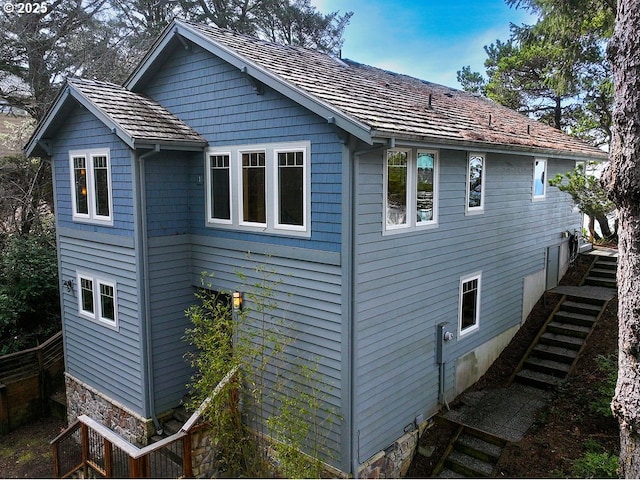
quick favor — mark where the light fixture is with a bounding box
[63,279,75,293]
[232,292,243,311]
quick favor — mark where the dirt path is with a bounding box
[0,417,66,478]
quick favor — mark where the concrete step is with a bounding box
[584,276,617,288]
[546,321,592,338]
[437,467,467,478]
[456,433,503,463]
[553,310,597,327]
[539,332,584,350]
[445,450,494,477]
[561,300,603,316]
[163,419,183,436]
[566,295,606,307]
[514,369,563,389]
[590,267,616,277]
[593,257,617,268]
[531,343,578,363]
[523,357,571,378]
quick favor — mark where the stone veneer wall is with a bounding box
[65,373,155,446]
[357,418,431,479]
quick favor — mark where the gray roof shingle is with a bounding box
[182,20,606,160]
[68,78,206,147]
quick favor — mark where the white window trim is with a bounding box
[458,271,481,337]
[383,148,439,234]
[384,148,411,232]
[204,141,311,237]
[532,157,547,200]
[238,148,268,228]
[76,271,119,330]
[274,145,309,233]
[465,152,485,215]
[206,151,233,225]
[69,148,113,226]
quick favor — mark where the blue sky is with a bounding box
[309,0,537,88]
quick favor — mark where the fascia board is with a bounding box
[24,87,70,157]
[371,132,609,162]
[179,22,372,143]
[130,20,372,144]
[66,86,135,149]
[124,23,177,91]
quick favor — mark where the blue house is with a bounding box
[26,20,607,477]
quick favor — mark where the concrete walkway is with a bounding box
[443,248,618,443]
[442,383,550,442]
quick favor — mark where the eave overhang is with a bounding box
[125,20,373,145]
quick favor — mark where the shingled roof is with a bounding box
[69,78,206,146]
[25,77,206,157]
[164,20,606,161]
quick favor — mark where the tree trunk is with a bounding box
[602,0,640,476]
[595,214,614,239]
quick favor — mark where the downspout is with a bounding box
[136,144,162,435]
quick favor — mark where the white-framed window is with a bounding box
[459,272,481,336]
[384,148,439,232]
[205,141,310,236]
[533,158,547,200]
[69,148,113,225]
[207,152,232,223]
[466,153,485,215]
[76,272,118,329]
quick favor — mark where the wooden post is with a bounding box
[81,423,90,479]
[0,383,8,434]
[51,438,60,478]
[183,433,193,478]
[104,438,113,477]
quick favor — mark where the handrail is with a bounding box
[181,364,238,432]
[50,366,238,478]
[0,331,62,361]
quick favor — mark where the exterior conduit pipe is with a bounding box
[137,144,163,436]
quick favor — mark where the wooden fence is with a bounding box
[0,331,65,434]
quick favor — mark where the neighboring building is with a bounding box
[25,20,607,477]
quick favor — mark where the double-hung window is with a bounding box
[69,149,113,225]
[466,153,485,214]
[206,141,310,236]
[459,272,481,336]
[533,158,547,200]
[384,148,439,232]
[76,272,118,329]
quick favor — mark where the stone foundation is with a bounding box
[65,373,155,445]
[357,418,431,478]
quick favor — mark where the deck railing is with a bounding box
[50,366,237,478]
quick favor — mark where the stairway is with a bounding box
[583,255,617,288]
[433,424,506,478]
[513,254,616,389]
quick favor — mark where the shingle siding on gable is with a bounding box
[352,149,582,461]
[140,43,343,252]
[52,107,135,236]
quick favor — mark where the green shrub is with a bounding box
[0,226,60,354]
[590,354,617,417]
[573,450,619,478]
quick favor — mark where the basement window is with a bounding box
[459,272,481,336]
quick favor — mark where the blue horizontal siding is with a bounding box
[352,148,582,461]
[139,43,343,252]
[57,229,144,414]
